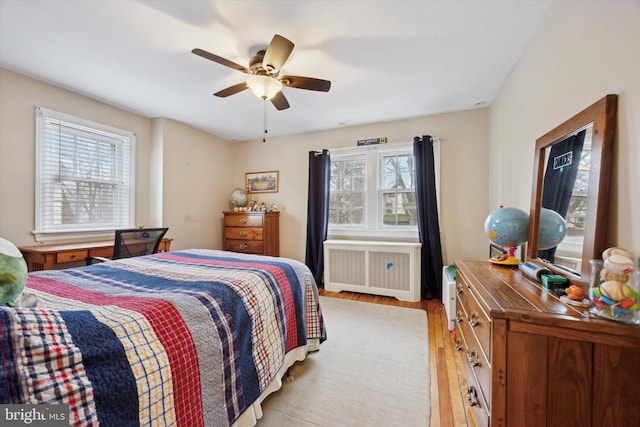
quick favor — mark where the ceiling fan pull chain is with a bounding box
[263,99,268,143]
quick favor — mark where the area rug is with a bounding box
[257,296,430,426]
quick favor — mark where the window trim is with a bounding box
[328,141,434,240]
[34,107,136,243]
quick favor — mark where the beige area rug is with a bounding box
[258,296,430,426]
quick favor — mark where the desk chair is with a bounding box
[86,227,169,265]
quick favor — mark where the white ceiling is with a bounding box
[0,0,551,142]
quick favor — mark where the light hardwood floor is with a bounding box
[318,289,477,427]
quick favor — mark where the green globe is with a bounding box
[0,237,28,306]
[230,188,248,208]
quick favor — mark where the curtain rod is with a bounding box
[416,136,441,143]
[323,137,440,154]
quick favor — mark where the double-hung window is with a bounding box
[380,151,417,226]
[34,107,135,242]
[329,153,366,228]
[328,142,421,239]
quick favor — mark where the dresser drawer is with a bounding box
[225,228,264,240]
[457,276,492,355]
[465,284,491,358]
[89,247,114,258]
[457,322,490,427]
[224,239,264,254]
[458,306,491,407]
[456,279,472,317]
[224,214,263,227]
[57,250,88,263]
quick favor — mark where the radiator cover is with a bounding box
[323,240,422,302]
[442,265,456,330]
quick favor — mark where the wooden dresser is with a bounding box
[223,211,279,256]
[454,260,640,427]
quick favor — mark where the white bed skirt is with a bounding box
[231,339,321,427]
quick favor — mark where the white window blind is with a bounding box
[35,107,135,241]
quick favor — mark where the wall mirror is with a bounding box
[527,94,617,285]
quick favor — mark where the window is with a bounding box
[380,152,417,226]
[35,107,135,242]
[328,142,420,239]
[564,141,590,237]
[329,154,366,227]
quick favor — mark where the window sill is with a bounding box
[33,229,115,244]
[327,228,419,242]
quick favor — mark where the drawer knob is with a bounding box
[455,338,463,352]
[240,219,248,224]
[467,386,479,407]
[240,243,248,250]
[468,348,481,367]
[239,231,248,237]
[456,310,464,324]
[470,311,481,327]
[456,283,464,296]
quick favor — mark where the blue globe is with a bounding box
[538,208,567,250]
[484,206,529,247]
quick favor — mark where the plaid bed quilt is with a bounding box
[0,250,326,426]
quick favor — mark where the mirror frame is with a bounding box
[527,94,617,286]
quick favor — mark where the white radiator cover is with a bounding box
[323,240,422,302]
[442,266,456,331]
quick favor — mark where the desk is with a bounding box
[19,238,173,271]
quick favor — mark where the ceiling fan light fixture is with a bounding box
[247,75,282,100]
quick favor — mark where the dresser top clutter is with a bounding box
[456,260,639,339]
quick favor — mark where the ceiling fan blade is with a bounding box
[262,34,294,73]
[271,91,290,111]
[280,75,331,92]
[192,48,252,74]
[214,82,249,97]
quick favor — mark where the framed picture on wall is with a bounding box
[246,170,279,193]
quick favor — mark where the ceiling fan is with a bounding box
[192,34,331,111]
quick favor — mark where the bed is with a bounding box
[0,249,326,426]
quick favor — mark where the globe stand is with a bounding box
[489,245,520,266]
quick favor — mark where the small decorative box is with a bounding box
[541,274,568,291]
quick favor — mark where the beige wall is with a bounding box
[0,69,152,246]
[230,108,490,263]
[0,65,492,265]
[0,68,232,250]
[159,117,233,250]
[490,0,640,257]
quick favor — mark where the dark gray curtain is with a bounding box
[305,149,330,287]
[538,129,586,261]
[413,135,443,299]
